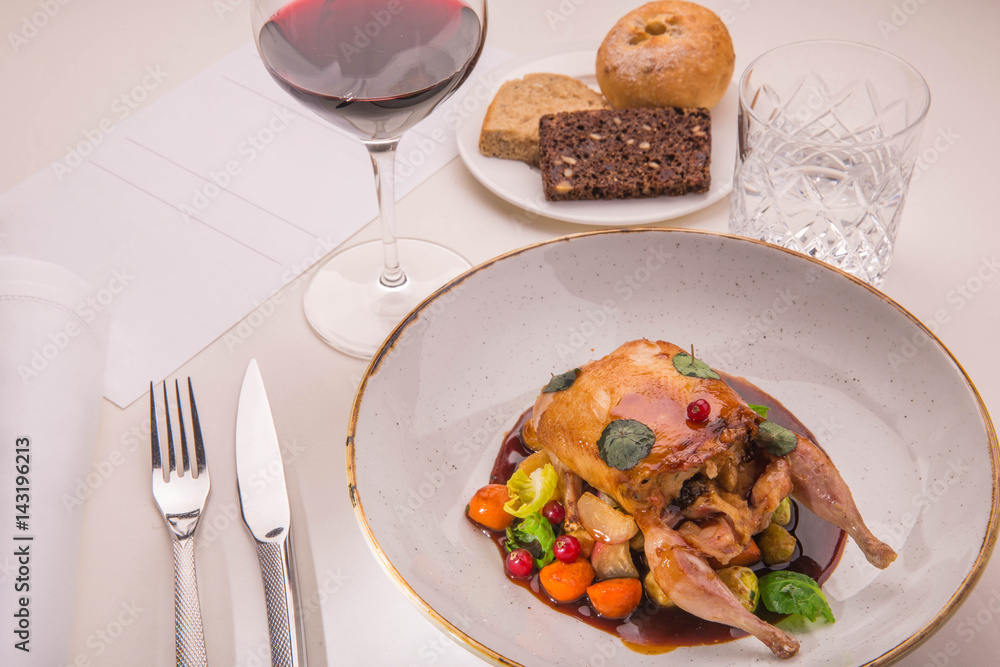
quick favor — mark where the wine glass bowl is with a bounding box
[252,0,487,356]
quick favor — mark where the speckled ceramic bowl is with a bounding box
[347,228,998,666]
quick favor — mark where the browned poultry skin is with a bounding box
[524,340,800,657]
[639,513,800,659]
[788,435,897,569]
[521,339,895,659]
[525,339,759,514]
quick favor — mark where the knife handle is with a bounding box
[254,538,305,667]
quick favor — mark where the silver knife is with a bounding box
[236,359,306,667]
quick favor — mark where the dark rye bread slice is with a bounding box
[538,107,711,201]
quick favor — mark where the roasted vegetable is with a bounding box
[757,524,797,566]
[467,484,514,531]
[771,497,792,526]
[505,513,556,568]
[578,492,638,544]
[588,578,643,619]
[539,558,595,603]
[759,571,835,622]
[716,566,760,613]
[590,541,639,580]
[504,464,558,518]
[644,570,675,608]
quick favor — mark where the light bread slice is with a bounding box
[479,73,611,167]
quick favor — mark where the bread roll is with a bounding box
[596,1,735,109]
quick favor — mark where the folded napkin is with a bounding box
[0,257,107,665]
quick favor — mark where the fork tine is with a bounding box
[163,382,176,474]
[175,379,191,475]
[187,378,207,476]
[149,381,161,472]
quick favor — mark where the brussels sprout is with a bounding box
[771,497,792,526]
[629,530,645,552]
[757,523,797,565]
[716,566,760,613]
[643,570,676,608]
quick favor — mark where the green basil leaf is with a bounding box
[756,421,798,456]
[672,352,721,380]
[543,368,579,393]
[748,403,770,419]
[597,419,655,470]
[759,571,835,623]
[505,512,556,568]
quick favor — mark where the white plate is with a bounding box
[455,46,737,226]
[348,229,999,666]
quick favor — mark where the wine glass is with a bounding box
[252,0,487,357]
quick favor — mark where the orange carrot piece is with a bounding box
[466,484,514,531]
[539,558,595,603]
[587,578,643,619]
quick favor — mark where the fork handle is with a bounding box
[173,536,209,667]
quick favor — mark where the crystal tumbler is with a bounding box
[729,40,930,287]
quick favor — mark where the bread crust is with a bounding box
[596,1,735,109]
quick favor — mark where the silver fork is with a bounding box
[150,378,211,667]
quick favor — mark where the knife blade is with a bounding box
[236,359,305,667]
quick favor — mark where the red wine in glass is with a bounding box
[258,0,484,140]
[252,0,486,358]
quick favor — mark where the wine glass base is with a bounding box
[303,238,471,358]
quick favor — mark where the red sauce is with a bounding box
[476,374,847,653]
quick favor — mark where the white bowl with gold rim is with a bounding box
[347,228,998,666]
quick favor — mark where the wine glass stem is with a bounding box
[366,138,407,289]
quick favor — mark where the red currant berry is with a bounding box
[553,535,582,563]
[687,398,711,422]
[505,548,534,578]
[542,500,566,525]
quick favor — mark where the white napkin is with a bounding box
[0,257,107,665]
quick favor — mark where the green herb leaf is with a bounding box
[504,512,556,568]
[672,353,721,380]
[759,571,835,623]
[748,403,770,419]
[543,368,580,393]
[597,419,655,470]
[755,421,798,456]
